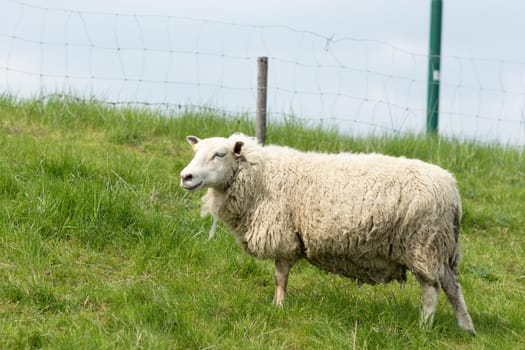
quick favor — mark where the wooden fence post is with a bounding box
[256,56,268,145]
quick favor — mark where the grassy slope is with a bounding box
[0,96,524,349]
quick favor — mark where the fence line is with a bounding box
[1,0,524,146]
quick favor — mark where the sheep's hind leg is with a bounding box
[440,265,476,336]
[415,276,439,328]
[273,259,295,307]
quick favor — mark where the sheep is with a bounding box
[179,133,476,335]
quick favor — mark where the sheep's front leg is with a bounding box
[273,259,295,306]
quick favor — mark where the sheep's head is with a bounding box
[180,135,244,192]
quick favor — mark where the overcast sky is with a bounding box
[20,0,524,60]
[1,0,524,145]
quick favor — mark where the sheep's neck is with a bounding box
[214,166,263,235]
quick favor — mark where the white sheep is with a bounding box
[180,133,476,335]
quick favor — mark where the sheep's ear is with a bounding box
[233,141,244,156]
[186,136,200,147]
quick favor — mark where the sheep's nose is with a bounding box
[181,173,193,182]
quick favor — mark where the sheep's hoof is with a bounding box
[272,298,285,307]
[458,317,476,336]
[460,325,477,337]
[418,314,434,330]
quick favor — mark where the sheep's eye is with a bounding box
[213,152,226,159]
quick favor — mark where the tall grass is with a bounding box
[0,95,524,349]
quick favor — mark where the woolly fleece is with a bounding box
[198,134,461,285]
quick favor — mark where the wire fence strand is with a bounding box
[1,0,524,146]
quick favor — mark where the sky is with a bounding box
[1,0,524,146]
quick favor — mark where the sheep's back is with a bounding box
[264,151,460,282]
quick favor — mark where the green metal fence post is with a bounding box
[426,0,443,134]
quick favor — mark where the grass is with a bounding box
[0,95,524,349]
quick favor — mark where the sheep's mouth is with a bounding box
[182,180,204,191]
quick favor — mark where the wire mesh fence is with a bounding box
[1,0,524,146]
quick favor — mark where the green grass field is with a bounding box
[0,95,524,349]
